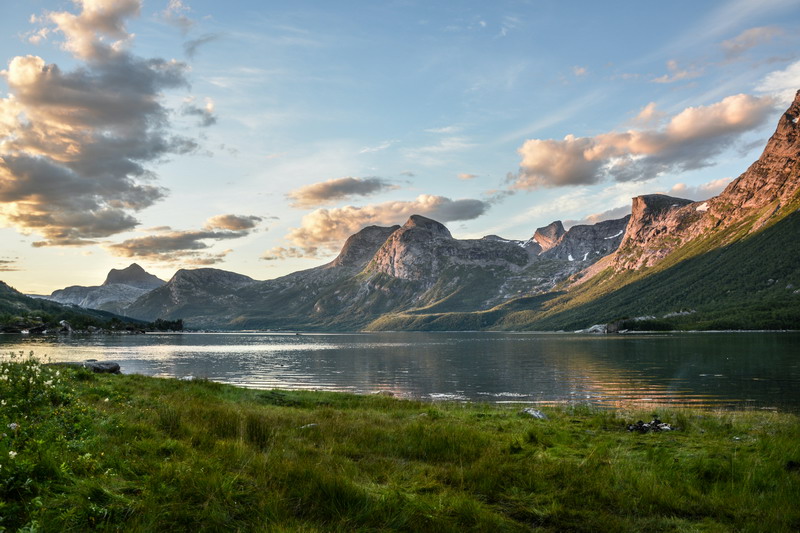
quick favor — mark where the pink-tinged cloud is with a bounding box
[0,0,198,247]
[204,214,262,231]
[564,205,632,229]
[721,26,783,60]
[47,0,141,61]
[106,214,261,264]
[666,178,733,201]
[263,194,489,259]
[512,93,777,189]
[652,59,703,84]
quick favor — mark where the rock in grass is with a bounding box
[627,419,675,433]
[521,408,548,420]
[54,360,121,374]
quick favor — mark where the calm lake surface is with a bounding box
[2,331,799,411]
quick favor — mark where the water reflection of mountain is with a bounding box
[1,332,798,411]
[288,333,799,409]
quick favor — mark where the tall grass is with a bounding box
[1,354,799,531]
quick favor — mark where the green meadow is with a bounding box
[2,352,799,532]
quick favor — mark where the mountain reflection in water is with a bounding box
[2,331,798,411]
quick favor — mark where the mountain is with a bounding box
[370,90,800,331]
[121,212,631,329]
[46,263,166,315]
[1,280,141,333]
[35,90,800,332]
[103,264,164,290]
[125,268,256,326]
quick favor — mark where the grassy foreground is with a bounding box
[1,353,800,532]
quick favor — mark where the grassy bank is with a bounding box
[2,354,799,532]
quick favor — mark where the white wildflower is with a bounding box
[9,451,17,459]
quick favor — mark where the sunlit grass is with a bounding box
[2,354,799,531]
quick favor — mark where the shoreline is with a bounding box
[2,362,799,531]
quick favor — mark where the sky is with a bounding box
[1,0,799,294]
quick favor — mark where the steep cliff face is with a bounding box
[328,225,399,269]
[613,195,696,270]
[544,216,631,263]
[533,221,566,252]
[719,91,800,214]
[612,90,800,272]
[369,215,528,282]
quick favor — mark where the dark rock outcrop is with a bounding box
[54,360,121,374]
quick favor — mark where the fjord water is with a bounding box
[2,332,799,411]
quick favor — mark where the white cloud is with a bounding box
[666,178,733,201]
[512,93,777,189]
[757,60,800,104]
[564,205,631,228]
[0,1,197,247]
[631,102,666,126]
[106,214,261,264]
[162,0,195,34]
[268,194,490,258]
[204,214,262,231]
[721,26,783,60]
[425,125,461,134]
[404,137,475,166]
[359,140,397,154]
[652,59,703,84]
[287,177,397,208]
[47,0,141,61]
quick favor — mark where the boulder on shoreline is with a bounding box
[52,360,122,374]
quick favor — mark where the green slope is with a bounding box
[0,281,144,331]
[367,208,800,332]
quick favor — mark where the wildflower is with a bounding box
[8,423,19,431]
[9,451,17,459]
[104,398,110,402]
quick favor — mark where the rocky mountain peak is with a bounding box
[533,221,566,252]
[717,90,800,212]
[543,216,631,262]
[103,263,165,290]
[629,194,693,224]
[328,225,399,269]
[402,214,452,238]
[170,268,254,287]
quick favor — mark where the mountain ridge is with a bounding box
[26,89,800,332]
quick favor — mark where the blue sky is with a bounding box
[1,0,799,292]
